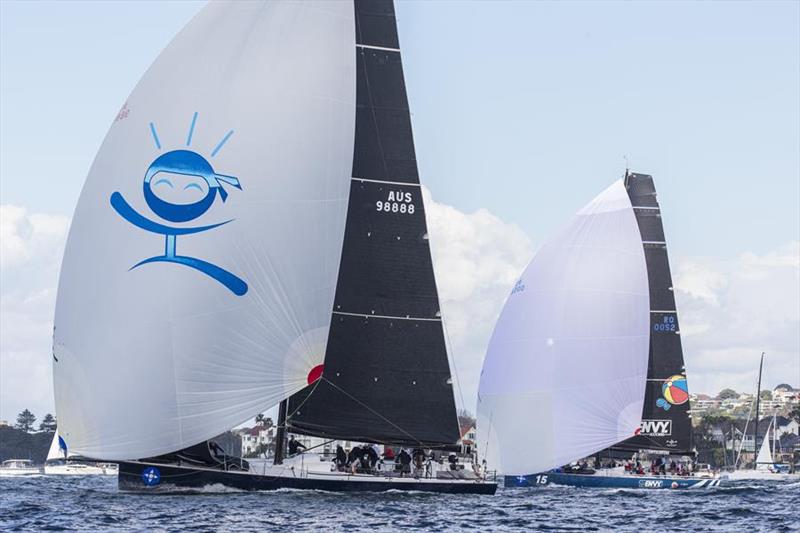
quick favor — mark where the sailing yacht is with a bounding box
[724,417,799,481]
[43,431,117,475]
[478,172,722,489]
[724,354,799,481]
[52,0,495,494]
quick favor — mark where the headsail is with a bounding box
[608,173,694,455]
[53,1,358,460]
[755,419,774,470]
[284,0,460,447]
[477,180,650,476]
[46,431,69,462]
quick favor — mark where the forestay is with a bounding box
[478,180,650,475]
[53,1,357,460]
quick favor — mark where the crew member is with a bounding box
[288,436,306,456]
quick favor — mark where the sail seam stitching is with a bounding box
[332,310,440,321]
[356,43,401,52]
[351,177,421,187]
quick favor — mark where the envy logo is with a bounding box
[639,419,672,437]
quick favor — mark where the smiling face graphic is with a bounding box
[143,150,219,222]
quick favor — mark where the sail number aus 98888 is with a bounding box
[376,191,415,215]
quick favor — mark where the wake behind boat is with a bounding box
[51,0,495,495]
[479,172,722,490]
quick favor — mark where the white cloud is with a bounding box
[0,204,69,424]
[675,241,800,396]
[424,187,533,415]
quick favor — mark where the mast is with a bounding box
[609,172,693,456]
[282,0,460,448]
[754,351,764,469]
[273,400,287,466]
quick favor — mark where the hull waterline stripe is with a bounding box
[642,241,666,245]
[332,310,441,322]
[356,43,401,53]
[651,310,677,313]
[351,176,421,187]
[633,206,661,210]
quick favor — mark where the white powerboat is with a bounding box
[0,459,41,477]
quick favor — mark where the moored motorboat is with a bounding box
[0,459,41,477]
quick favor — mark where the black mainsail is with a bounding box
[611,172,694,455]
[284,0,460,447]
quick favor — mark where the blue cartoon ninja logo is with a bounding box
[110,113,247,296]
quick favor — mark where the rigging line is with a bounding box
[481,407,494,464]
[735,396,756,468]
[441,318,467,420]
[320,377,423,446]
[359,43,393,183]
[285,378,323,421]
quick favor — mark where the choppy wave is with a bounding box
[0,476,798,531]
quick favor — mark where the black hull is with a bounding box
[118,461,497,495]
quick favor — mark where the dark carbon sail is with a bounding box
[611,172,694,455]
[284,0,460,447]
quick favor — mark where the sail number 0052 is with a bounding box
[376,191,415,215]
[653,315,676,332]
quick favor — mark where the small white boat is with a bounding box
[43,462,117,476]
[724,416,800,482]
[723,469,799,482]
[43,430,118,475]
[0,459,41,477]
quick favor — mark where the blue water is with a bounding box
[1,475,798,531]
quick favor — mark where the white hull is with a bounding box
[0,467,41,477]
[723,469,800,482]
[44,462,118,476]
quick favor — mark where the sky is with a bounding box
[1,1,798,424]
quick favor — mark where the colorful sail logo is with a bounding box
[110,113,248,296]
[656,374,689,411]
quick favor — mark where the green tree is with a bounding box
[15,409,36,433]
[717,388,739,400]
[39,413,57,432]
[759,390,773,401]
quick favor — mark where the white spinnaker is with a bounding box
[53,2,356,460]
[477,180,650,476]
